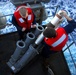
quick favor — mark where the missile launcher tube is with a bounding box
[34,25,44,38]
[50,10,64,28]
[22,25,44,54]
[11,45,38,73]
[7,40,25,65]
[21,32,35,54]
[10,25,44,73]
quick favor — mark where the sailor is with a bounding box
[12,5,36,40]
[41,10,76,67]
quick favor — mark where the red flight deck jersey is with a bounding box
[44,27,68,51]
[14,6,34,30]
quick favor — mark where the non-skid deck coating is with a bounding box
[0,32,48,75]
[0,32,71,75]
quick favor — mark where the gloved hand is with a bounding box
[61,10,72,21]
[57,10,64,17]
[61,10,68,17]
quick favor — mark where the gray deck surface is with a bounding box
[0,32,71,75]
[0,32,48,75]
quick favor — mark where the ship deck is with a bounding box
[0,32,71,75]
[0,32,48,75]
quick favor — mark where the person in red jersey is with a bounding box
[41,10,76,65]
[12,5,36,40]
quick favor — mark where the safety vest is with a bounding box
[14,6,34,30]
[44,27,68,51]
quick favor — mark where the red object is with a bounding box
[44,27,68,51]
[14,5,34,30]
